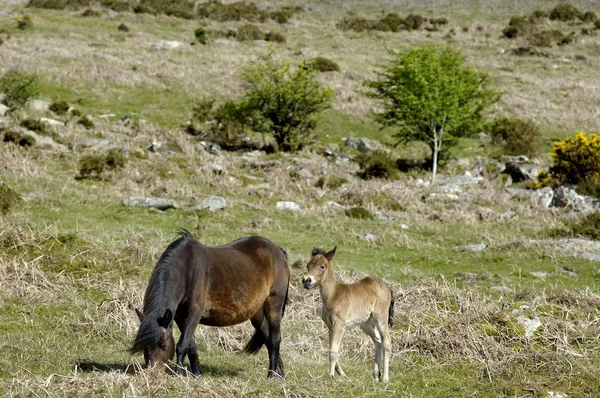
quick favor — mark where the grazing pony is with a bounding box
[130,231,290,378]
[302,247,394,382]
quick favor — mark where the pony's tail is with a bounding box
[388,286,395,328]
[243,328,267,355]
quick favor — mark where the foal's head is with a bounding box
[302,246,336,289]
[133,308,175,372]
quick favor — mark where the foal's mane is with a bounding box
[130,230,193,354]
[311,247,326,257]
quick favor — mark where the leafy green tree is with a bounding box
[238,55,333,151]
[365,45,499,183]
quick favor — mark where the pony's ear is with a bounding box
[157,309,173,328]
[325,246,337,262]
[135,308,144,322]
[311,247,325,257]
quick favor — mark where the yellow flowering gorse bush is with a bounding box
[550,132,600,185]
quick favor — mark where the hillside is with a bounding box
[1,0,600,396]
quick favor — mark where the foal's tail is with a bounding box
[388,286,395,328]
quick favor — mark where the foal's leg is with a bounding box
[374,319,391,383]
[360,320,382,381]
[328,322,346,377]
[175,303,204,376]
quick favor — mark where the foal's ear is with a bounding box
[325,246,337,262]
[157,309,173,328]
[135,308,145,322]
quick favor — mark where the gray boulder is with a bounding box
[150,40,184,51]
[28,99,51,113]
[0,103,8,116]
[344,137,377,152]
[72,138,116,151]
[195,196,227,212]
[123,197,179,211]
[276,201,301,211]
[552,186,600,213]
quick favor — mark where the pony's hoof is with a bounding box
[267,370,284,380]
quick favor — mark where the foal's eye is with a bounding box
[160,344,167,351]
[320,265,325,270]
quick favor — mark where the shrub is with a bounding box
[549,4,582,21]
[336,16,375,32]
[81,8,100,17]
[404,14,425,30]
[21,118,49,134]
[265,31,286,43]
[430,17,449,26]
[269,6,302,24]
[15,15,34,29]
[365,45,499,183]
[78,149,127,179]
[236,55,333,151]
[187,99,249,149]
[194,27,207,44]
[197,1,264,22]
[77,116,95,129]
[550,132,600,186]
[49,100,70,115]
[136,0,194,19]
[489,117,541,157]
[0,184,22,215]
[528,9,548,23]
[0,70,39,109]
[559,32,577,46]
[529,30,563,46]
[379,13,404,32]
[503,16,534,39]
[3,129,36,146]
[344,206,374,219]
[305,57,340,73]
[236,24,264,41]
[315,176,348,189]
[581,11,598,22]
[356,150,398,180]
[117,23,129,32]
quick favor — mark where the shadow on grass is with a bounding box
[76,360,243,377]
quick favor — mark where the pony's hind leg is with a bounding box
[373,319,391,383]
[360,320,382,381]
[264,294,286,378]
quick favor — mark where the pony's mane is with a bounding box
[130,230,193,353]
[311,247,326,257]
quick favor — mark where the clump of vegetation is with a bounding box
[0,184,23,215]
[559,32,578,46]
[117,23,129,32]
[549,4,582,21]
[489,117,541,157]
[529,30,563,46]
[78,149,127,180]
[502,16,535,39]
[81,8,101,17]
[550,132,600,186]
[235,55,333,151]
[49,100,70,115]
[236,24,265,41]
[344,206,374,220]
[21,118,50,135]
[305,57,340,73]
[15,15,34,29]
[196,1,301,23]
[0,70,39,109]
[356,150,398,180]
[194,27,207,44]
[264,31,286,43]
[581,11,598,22]
[551,212,600,240]
[77,117,94,129]
[186,98,249,150]
[134,0,195,19]
[337,12,430,33]
[365,44,499,183]
[528,9,548,23]
[315,176,348,189]
[2,129,36,146]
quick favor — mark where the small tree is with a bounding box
[0,70,39,109]
[365,45,499,183]
[238,55,333,151]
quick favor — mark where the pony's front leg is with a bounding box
[176,304,203,376]
[328,323,346,377]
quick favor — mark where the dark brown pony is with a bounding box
[130,230,290,378]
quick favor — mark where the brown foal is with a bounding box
[302,247,394,382]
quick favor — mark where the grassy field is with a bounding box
[1,0,600,396]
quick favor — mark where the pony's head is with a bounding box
[302,246,336,289]
[131,308,175,372]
